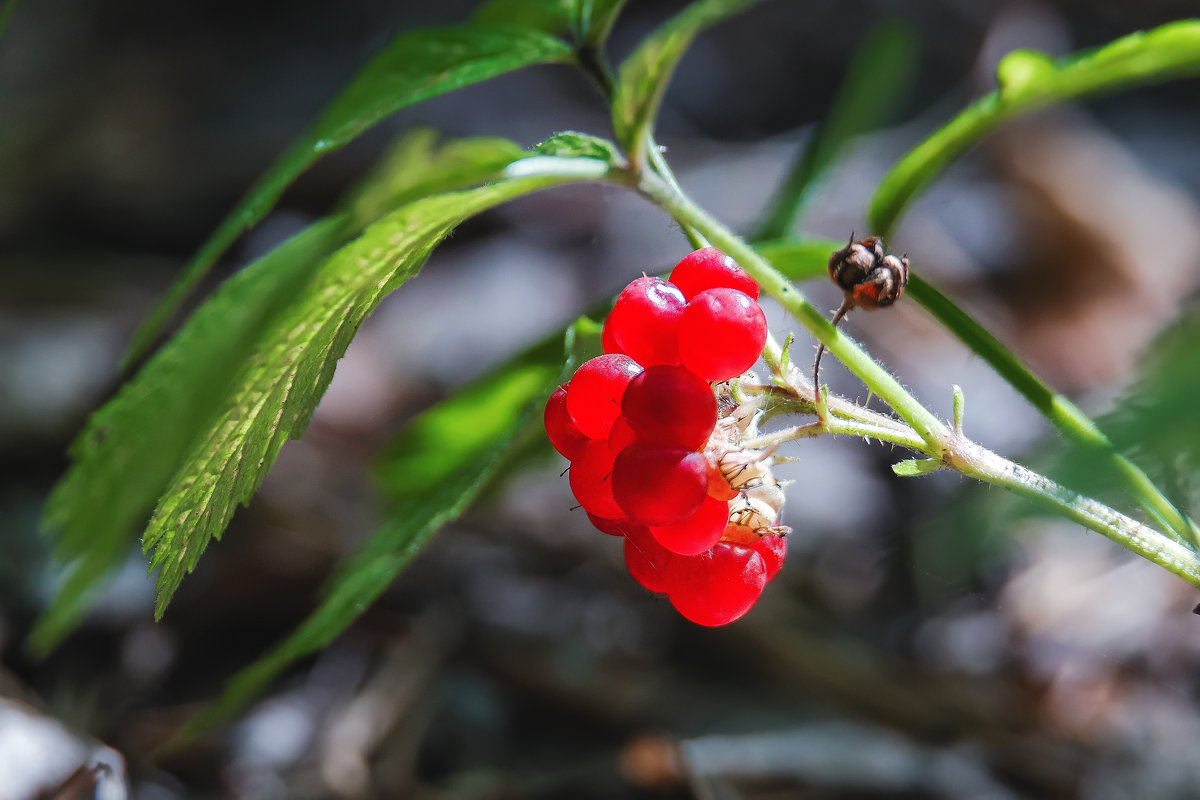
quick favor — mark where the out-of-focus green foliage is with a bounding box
[37,133,579,647]
[1056,308,1200,513]
[33,218,347,655]
[343,129,526,225]
[124,25,575,364]
[611,0,765,163]
[140,167,600,619]
[870,19,1200,235]
[473,0,627,44]
[752,20,918,241]
[754,237,844,282]
[169,314,604,743]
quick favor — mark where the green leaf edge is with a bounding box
[893,458,943,477]
[751,19,918,241]
[611,0,766,162]
[159,321,586,750]
[869,19,1200,236]
[141,161,607,620]
[759,235,1198,547]
[122,23,575,367]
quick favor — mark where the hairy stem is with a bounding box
[635,171,948,449]
[620,167,1200,590]
[948,435,1200,589]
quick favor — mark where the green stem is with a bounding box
[947,435,1200,589]
[743,417,929,453]
[620,166,1200,590]
[909,275,1199,550]
[646,136,708,250]
[576,41,616,102]
[635,172,948,450]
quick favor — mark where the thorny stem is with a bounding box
[616,166,1200,591]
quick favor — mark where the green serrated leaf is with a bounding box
[893,458,942,477]
[164,329,564,747]
[123,24,574,367]
[34,131,540,653]
[29,218,348,656]
[141,166,599,620]
[611,0,764,163]
[870,19,1200,236]
[752,19,917,240]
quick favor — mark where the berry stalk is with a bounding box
[624,168,1200,591]
[632,170,949,450]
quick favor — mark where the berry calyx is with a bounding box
[606,277,687,367]
[677,288,767,381]
[568,439,622,520]
[650,494,729,556]
[544,384,588,460]
[566,354,643,439]
[669,247,760,301]
[621,365,717,450]
[624,525,675,593]
[666,543,767,626]
[612,445,708,525]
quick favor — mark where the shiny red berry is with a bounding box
[586,512,637,537]
[620,365,717,451]
[566,354,643,439]
[678,288,767,381]
[607,277,686,367]
[650,494,729,556]
[607,416,639,454]
[612,445,708,525]
[624,525,675,593]
[752,534,787,581]
[601,315,624,355]
[669,247,760,301]
[544,384,588,460]
[666,543,766,626]
[568,439,622,520]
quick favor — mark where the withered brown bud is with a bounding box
[827,235,886,294]
[814,236,911,393]
[851,252,910,310]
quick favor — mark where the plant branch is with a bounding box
[634,171,948,450]
[618,163,1200,591]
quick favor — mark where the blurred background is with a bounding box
[4,0,1200,797]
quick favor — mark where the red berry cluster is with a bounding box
[545,248,789,627]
